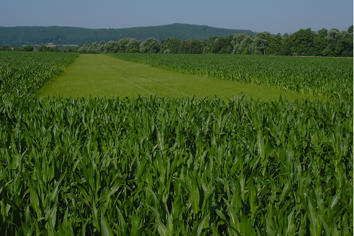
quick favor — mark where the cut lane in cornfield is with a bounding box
[37,54,314,101]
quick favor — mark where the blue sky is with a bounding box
[1,0,352,33]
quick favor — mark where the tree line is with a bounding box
[0,44,77,52]
[1,26,352,57]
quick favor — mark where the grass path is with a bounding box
[38,54,314,100]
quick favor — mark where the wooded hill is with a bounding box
[0,23,254,46]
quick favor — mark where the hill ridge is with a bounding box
[0,23,255,46]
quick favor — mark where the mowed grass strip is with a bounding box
[37,54,314,100]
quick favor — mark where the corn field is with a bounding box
[0,52,352,235]
[114,53,353,100]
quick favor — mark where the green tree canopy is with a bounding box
[139,38,160,53]
[160,38,181,54]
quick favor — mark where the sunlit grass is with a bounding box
[37,54,316,101]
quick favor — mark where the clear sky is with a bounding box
[1,0,352,34]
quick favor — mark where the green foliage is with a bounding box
[1,25,352,57]
[0,51,77,96]
[117,39,130,53]
[280,34,292,55]
[322,28,353,57]
[37,45,61,52]
[38,54,315,101]
[0,52,352,235]
[126,39,140,53]
[267,34,282,55]
[204,36,232,54]
[115,54,353,100]
[254,32,271,55]
[0,24,254,46]
[140,38,160,53]
[289,28,316,56]
[312,29,328,56]
[231,33,255,54]
[180,39,204,54]
[0,45,11,51]
[74,26,353,57]
[23,45,34,52]
[160,38,181,54]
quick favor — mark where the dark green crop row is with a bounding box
[114,54,353,100]
[0,52,352,235]
[0,52,77,97]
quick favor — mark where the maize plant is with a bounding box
[0,52,352,235]
[114,53,353,100]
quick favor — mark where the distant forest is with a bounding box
[1,26,352,57]
[0,24,253,45]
